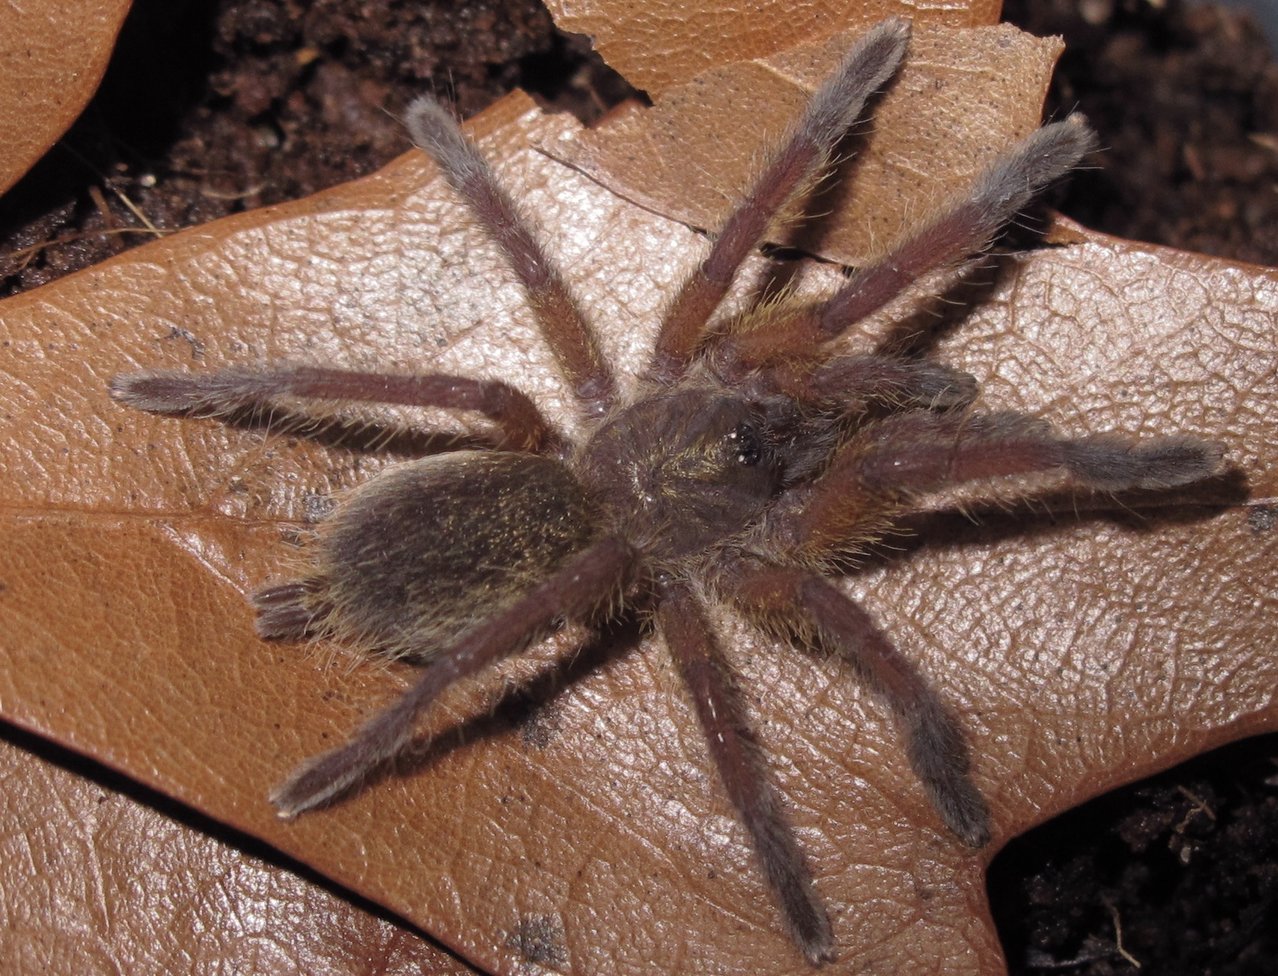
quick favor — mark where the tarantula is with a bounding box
[111,18,1222,964]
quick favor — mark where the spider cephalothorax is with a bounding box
[111,19,1223,963]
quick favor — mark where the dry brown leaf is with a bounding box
[547,0,1002,97]
[3,0,1278,971]
[0,0,132,196]
[2,66,1276,974]
[555,22,1061,267]
[0,736,473,975]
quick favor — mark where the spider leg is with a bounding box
[405,97,616,417]
[850,411,1225,493]
[724,115,1099,371]
[270,535,635,817]
[728,414,1221,842]
[750,353,977,412]
[657,583,833,963]
[764,410,1223,562]
[718,556,991,847]
[647,17,911,385]
[110,364,561,453]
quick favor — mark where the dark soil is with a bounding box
[1006,0,1278,267]
[1,1,1274,974]
[0,0,629,296]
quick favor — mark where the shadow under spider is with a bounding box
[871,253,1013,358]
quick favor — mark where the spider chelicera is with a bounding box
[111,18,1222,963]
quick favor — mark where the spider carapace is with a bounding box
[112,18,1222,963]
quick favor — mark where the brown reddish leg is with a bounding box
[271,535,635,817]
[647,18,911,384]
[658,583,833,964]
[405,98,616,417]
[847,411,1224,494]
[109,364,560,453]
[723,115,1099,372]
[765,410,1223,560]
[720,558,992,847]
[747,353,977,412]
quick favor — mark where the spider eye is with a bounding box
[730,422,763,467]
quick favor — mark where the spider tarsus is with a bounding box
[109,370,231,415]
[110,366,304,417]
[803,17,910,142]
[934,782,992,849]
[270,658,444,817]
[404,96,484,183]
[270,734,384,817]
[1063,435,1225,490]
[762,823,837,964]
[1008,113,1097,191]
[906,700,992,847]
[973,112,1098,218]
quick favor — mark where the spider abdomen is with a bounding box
[270,451,600,661]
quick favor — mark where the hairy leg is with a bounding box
[405,97,616,416]
[270,535,635,816]
[719,557,990,847]
[647,17,911,384]
[763,410,1223,561]
[657,583,833,963]
[110,364,561,453]
[724,115,1098,371]
[747,353,976,411]
[852,411,1224,493]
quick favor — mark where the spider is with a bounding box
[110,18,1223,964]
